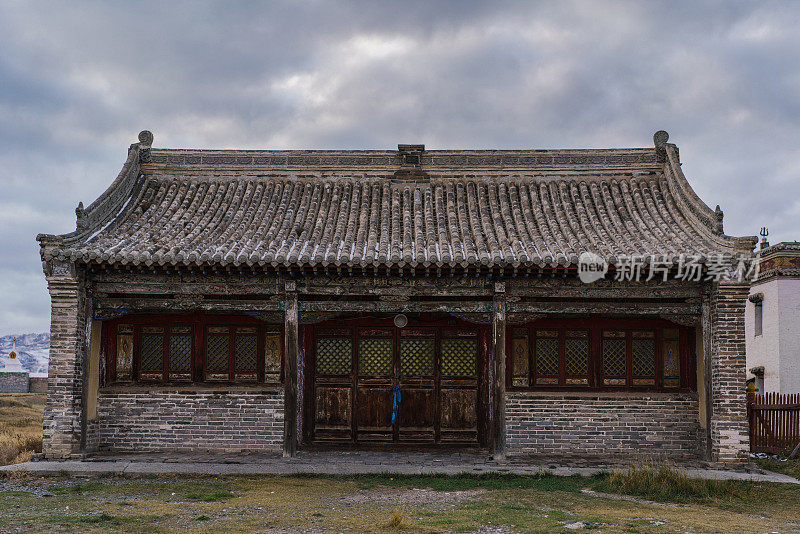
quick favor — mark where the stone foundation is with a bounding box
[97,388,284,452]
[505,392,702,459]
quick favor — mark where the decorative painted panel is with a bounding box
[662,328,680,388]
[400,338,435,377]
[116,324,134,382]
[316,337,352,376]
[358,337,393,376]
[441,338,477,377]
[511,328,529,387]
[264,327,282,383]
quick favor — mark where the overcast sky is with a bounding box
[1,1,798,334]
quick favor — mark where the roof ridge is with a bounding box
[37,130,758,266]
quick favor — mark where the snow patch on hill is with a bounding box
[0,333,49,377]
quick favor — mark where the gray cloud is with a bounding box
[1,0,798,333]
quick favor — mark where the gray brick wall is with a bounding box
[97,389,284,452]
[0,372,30,393]
[505,392,702,459]
[42,264,87,458]
[710,281,750,464]
[29,377,48,394]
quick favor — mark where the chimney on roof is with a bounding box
[653,130,669,163]
[395,144,427,180]
[398,144,425,165]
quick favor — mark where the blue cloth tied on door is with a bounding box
[391,385,401,424]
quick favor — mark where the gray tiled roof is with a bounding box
[38,135,756,270]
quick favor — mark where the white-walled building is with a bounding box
[746,242,800,394]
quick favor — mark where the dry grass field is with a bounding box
[0,470,799,533]
[0,393,44,465]
[0,393,798,532]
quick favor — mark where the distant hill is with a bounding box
[0,333,49,377]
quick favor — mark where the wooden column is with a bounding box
[283,281,299,458]
[492,282,507,459]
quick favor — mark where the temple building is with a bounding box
[37,130,755,463]
[746,241,800,394]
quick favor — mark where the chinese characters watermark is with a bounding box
[578,252,760,284]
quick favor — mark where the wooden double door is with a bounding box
[309,318,484,445]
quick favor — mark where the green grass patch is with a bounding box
[0,490,31,496]
[755,455,800,480]
[348,472,586,492]
[79,512,121,525]
[52,480,109,494]
[598,463,744,504]
[185,489,235,502]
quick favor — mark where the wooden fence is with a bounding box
[747,392,800,454]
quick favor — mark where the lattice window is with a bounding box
[140,328,164,377]
[168,328,192,381]
[358,338,393,376]
[602,338,626,377]
[400,338,435,377]
[235,328,258,380]
[564,336,588,376]
[441,338,477,377]
[535,336,559,377]
[316,337,352,376]
[632,338,655,377]
[206,333,230,376]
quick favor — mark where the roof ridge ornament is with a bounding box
[138,130,153,164]
[75,202,86,230]
[653,130,669,163]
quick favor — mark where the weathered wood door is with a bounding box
[310,319,482,445]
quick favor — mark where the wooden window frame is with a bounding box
[103,312,283,385]
[506,317,696,392]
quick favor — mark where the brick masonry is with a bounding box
[29,377,48,394]
[42,264,88,458]
[505,392,702,459]
[0,374,48,393]
[0,372,31,393]
[709,281,750,463]
[97,389,284,452]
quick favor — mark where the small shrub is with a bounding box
[387,506,406,528]
[195,515,211,521]
[0,432,42,465]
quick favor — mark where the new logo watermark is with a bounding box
[578,252,608,283]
